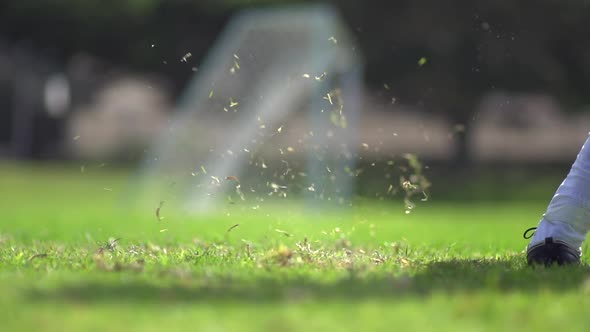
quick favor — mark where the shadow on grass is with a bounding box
[26,259,590,303]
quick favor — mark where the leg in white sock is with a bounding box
[529,135,590,251]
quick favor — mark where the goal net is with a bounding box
[136,4,363,213]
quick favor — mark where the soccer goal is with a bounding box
[136,4,364,212]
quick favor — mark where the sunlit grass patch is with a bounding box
[1,163,589,332]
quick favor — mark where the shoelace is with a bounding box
[523,227,537,239]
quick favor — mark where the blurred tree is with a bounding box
[339,0,590,166]
[1,0,589,164]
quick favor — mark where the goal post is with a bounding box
[135,4,364,213]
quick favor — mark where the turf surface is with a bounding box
[1,163,590,332]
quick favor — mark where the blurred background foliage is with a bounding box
[1,0,590,174]
[3,0,588,101]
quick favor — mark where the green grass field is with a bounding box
[2,162,590,332]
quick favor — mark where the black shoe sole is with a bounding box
[527,237,581,266]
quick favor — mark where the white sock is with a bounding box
[530,135,590,251]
